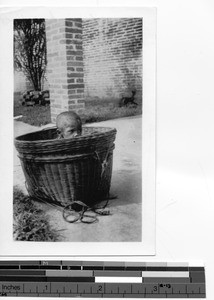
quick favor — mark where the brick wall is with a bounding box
[82,18,142,101]
[45,19,85,122]
[14,18,142,109]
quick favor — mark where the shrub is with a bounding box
[13,186,60,241]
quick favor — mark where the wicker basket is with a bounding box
[14,127,117,207]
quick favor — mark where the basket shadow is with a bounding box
[108,170,142,207]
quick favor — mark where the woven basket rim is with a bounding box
[15,126,117,144]
[18,145,115,162]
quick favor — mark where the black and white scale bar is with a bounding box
[0,271,205,283]
[0,261,206,298]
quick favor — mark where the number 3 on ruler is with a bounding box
[153,285,158,292]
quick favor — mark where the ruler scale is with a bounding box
[0,261,206,298]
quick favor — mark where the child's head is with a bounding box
[56,111,82,139]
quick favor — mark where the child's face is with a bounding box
[62,123,81,139]
[56,111,82,139]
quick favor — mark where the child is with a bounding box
[56,111,82,139]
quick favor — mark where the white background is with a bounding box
[0,0,214,299]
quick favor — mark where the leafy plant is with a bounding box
[14,19,47,91]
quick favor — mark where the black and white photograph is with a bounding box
[1,1,214,296]
[0,7,156,255]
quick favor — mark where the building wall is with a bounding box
[82,18,142,101]
[14,18,143,103]
[14,71,27,93]
[45,19,85,121]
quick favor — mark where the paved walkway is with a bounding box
[14,116,142,242]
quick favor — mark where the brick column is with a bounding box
[45,19,85,123]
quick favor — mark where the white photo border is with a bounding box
[0,6,156,256]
